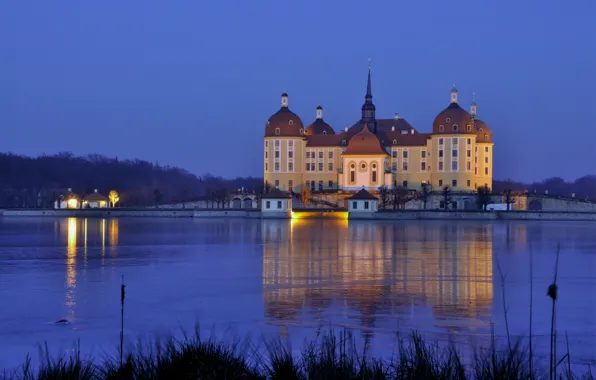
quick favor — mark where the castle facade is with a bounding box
[263,68,493,194]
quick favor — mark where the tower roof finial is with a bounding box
[366,59,372,97]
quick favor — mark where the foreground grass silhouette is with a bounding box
[3,328,594,380]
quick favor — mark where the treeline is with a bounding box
[0,153,262,208]
[493,176,596,200]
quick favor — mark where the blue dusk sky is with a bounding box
[1,1,595,182]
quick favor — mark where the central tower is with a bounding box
[360,62,377,133]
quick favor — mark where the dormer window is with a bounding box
[288,120,293,125]
[342,140,346,145]
[439,125,444,132]
[267,120,271,125]
[452,125,458,132]
[322,131,327,135]
[299,128,304,135]
[479,128,484,132]
[275,128,280,135]
[392,139,397,144]
[401,130,407,135]
[484,134,489,141]
[466,125,471,132]
[446,117,451,123]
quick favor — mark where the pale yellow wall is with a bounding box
[476,143,493,190]
[429,135,480,191]
[264,137,304,192]
[390,146,431,190]
[341,155,389,190]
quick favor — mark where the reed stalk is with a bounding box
[548,244,560,380]
[120,274,126,369]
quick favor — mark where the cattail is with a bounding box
[120,274,126,368]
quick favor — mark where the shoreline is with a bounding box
[2,208,596,221]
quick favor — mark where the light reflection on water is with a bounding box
[0,217,594,371]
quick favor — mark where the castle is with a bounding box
[263,67,493,194]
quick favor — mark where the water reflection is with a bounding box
[262,220,495,340]
[55,218,120,317]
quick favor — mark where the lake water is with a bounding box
[0,217,595,371]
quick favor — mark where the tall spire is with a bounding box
[366,58,372,98]
[361,59,377,132]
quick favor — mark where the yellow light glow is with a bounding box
[65,218,77,316]
[67,198,78,208]
[291,211,348,220]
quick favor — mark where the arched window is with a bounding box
[342,140,346,145]
[299,128,304,135]
[452,125,458,132]
[322,131,327,135]
[371,163,377,183]
[439,125,444,132]
[466,125,471,132]
[275,128,280,135]
[392,139,397,144]
[289,120,294,125]
[350,163,356,183]
[446,117,451,123]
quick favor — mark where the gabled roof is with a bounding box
[262,188,292,199]
[349,189,378,200]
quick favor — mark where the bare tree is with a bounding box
[477,185,492,210]
[419,183,433,209]
[442,186,452,211]
[300,185,312,207]
[378,185,389,209]
[503,188,516,211]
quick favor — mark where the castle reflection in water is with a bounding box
[262,219,498,339]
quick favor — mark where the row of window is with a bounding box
[306,163,334,172]
[264,200,284,209]
[305,180,335,191]
[352,201,371,210]
[306,151,334,159]
[439,124,473,132]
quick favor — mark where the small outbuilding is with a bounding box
[261,188,293,218]
[55,188,80,209]
[348,188,379,212]
[82,189,109,208]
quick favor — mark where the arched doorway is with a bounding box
[232,198,242,209]
[243,198,252,209]
[528,199,542,211]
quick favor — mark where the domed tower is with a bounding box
[429,86,478,192]
[263,92,305,193]
[305,105,335,135]
[471,99,494,190]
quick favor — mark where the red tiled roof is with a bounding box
[343,124,388,156]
